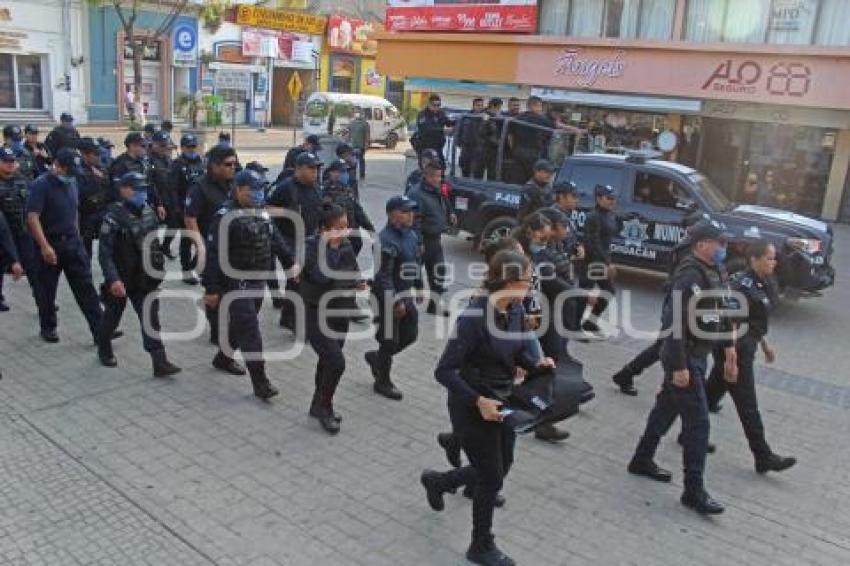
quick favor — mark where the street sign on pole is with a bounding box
[172,24,198,67]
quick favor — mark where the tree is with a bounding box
[89,1,191,123]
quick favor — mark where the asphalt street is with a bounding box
[0,149,848,566]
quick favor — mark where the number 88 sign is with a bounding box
[767,62,812,97]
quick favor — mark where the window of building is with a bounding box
[0,54,15,108]
[0,53,45,110]
[686,0,771,43]
[815,0,850,46]
[768,0,818,44]
[540,0,674,39]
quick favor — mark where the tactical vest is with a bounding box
[108,203,163,287]
[666,256,728,354]
[299,236,359,310]
[79,167,111,215]
[15,149,37,181]
[228,214,273,273]
[0,175,28,234]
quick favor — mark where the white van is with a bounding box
[303,92,408,149]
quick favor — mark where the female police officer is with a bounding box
[421,249,554,566]
[301,203,367,434]
[705,240,796,474]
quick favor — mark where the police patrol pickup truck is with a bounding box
[447,149,835,296]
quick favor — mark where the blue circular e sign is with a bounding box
[174,25,196,52]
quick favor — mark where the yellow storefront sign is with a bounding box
[236,5,327,35]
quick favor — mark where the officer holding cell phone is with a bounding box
[420,249,554,566]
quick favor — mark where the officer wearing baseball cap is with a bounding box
[96,137,115,168]
[26,147,103,343]
[580,183,619,336]
[629,217,736,516]
[266,151,324,330]
[148,130,175,253]
[201,168,295,400]
[167,133,205,282]
[109,131,165,221]
[76,137,113,259]
[44,112,81,156]
[96,171,180,377]
[280,134,323,181]
[3,124,38,181]
[517,158,556,222]
[364,194,421,401]
[322,159,374,255]
[0,146,43,313]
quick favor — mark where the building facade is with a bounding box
[85,4,199,123]
[0,0,88,124]
[377,0,850,222]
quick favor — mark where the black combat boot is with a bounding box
[247,363,278,401]
[612,366,638,396]
[681,490,725,515]
[151,350,181,378]
[437,432,462,468]
[534,423,570,443]
[212,351,246,375]
[420,470,450,512]
[466,538,516,566]
[98,342,117,368]
[755,453,797,474]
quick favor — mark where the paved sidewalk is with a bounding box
[1,157,849,565]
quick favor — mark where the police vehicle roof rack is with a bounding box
[624,149,663,163]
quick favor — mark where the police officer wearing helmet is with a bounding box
[407,156,456,316]
[517,158,555,222]
[364,195,421,401]
[26,148,104,343]
[185,143,238,344]
[96,172,181,378]
[202,169,295,400]
[0,147,42,312]
[24,124,51,176]
[267,151,324,330]
[628,220,737,516]
[44,112,81,155]
[3,125,38,182]
[580,183,618,335]
[404,148,441,196]
[76,137,113,259]
[322,159,374,255]
[167,133,205,282]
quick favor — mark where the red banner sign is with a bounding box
[385,4,538,33]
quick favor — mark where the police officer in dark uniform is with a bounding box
[321,159,374,255]
[628,220,736,515]
[421,249,555,566]
[147,131,174,252]
[4,125,38,182]
[705,240,796,474]
[167,134,205,282]
[0,147,42,312]
[457,97,485,178]
[110,133,164,220]
[415,94,452,164]
[404,148,441,196]
[202,170,294,400]
[279,135,322,182]
[44,112,81,155]
[0,211,23,316]
[26,148,103,343]
[301,203,367,434]
[550,180,584,265]
[509,96,554,184]
[479,98,503,181]
[96,172,181,378]
[581,184,618,335]
[97,137,115,169]
[24,124,51,176]
[267,152,324,330]
[333,143,360,198]
[364,195,421,401]
[185,144,238,344]
[407,157,456,316]
[76,137,113,259]
[517,158,555,221]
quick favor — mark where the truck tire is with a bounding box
[385,132,399,149]
[481,216,518,246]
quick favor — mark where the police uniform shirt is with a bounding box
[374,223,422,308]
[98,201,161,290]
[26,173,80,239]
[168,154,205,211]
[583,206,617,265]
[0,172,29,234]
[416,108,451,152]
[730,269,777,342]
[184,175,233,236]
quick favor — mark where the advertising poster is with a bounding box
[385,0,538,33]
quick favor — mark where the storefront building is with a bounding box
[377,0,850,222]
[0,1,87,124]
[86,5,198,123]
[322,15,407,110]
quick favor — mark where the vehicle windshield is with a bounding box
[305,100,328,119]
[690,173,732,212]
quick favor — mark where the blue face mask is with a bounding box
[529,242,546,254]
[339,172,350,186]
[10,140,24,154]
[57,174,75,185]
[129,190,148,209]
[712,246,727,266]
[249,190,266,208]
[184,151,198,160]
